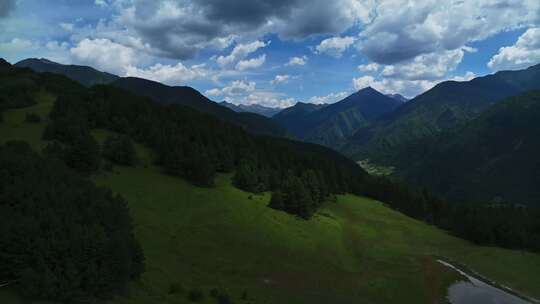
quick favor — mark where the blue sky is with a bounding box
[1,0,540,107]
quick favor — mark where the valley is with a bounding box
[1,95,539,304]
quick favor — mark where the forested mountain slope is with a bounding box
[14,58,286,137]
[343,63,540,162]
[15,58,119,86]
[398,90,540,207]
[274,87,401,147]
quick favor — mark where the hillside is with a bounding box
[13,58,286,137]
[220,101,282,117]
[398,90,540,206]
[111,77,286,137]
[343,63,540,162]
[1,104,540,303]
[15,58,118,86]
[274,87,401,147]
[2,59,540,304]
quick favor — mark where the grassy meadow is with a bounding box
[1,98,539,304]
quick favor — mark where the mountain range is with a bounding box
[219,101,282,117]
[342,63,540,162]
[15,58,119,86]
[273,87,402,147]
[401,90,540,206]
[14,58,286,137]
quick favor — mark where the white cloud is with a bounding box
[95,0,109,8]
[110,0,374,60]
[286,56,308,66]
[240,92,296,108]
[381,48,468,80]
[271,74,291,85]
[0,39,71,64]
[451,71,476,82]
[353,75,438,98]
[315,36,356,58]
[357,0,540,64]
[358,63,379,73]
[125,63,211,85]
[205,80,294,108]
[488,27,540,71]
[353,70,479,98]
[70,38,143,74]
[60,23,74,32]
[216,40,269,67]
[0,38,36,52]
[205,80,256,97]
[235,54,266,71]
[308,91,349,104]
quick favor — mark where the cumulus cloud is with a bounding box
[235,54,266,71]
[488,27,540,71]
[95,0,109,8]
[205,80,256,97]
[125,63,212,85]
[216,40,268,67]
[286,56,308,66]
[381,48,467,80]
[206,80,294,107]
[315,36,356,58]
[308,91,349,104]
[353,69,479,98]
[271,74,291,85]
[353,75,437,98]
[114,0,371,60]
[358,63,379,73]
[0,0,16,18]
[70,38,144,74]
[357,0,540,64]
[451,71,476,82]
[240,92,296,108]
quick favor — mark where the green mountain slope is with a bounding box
[344,63,540,162]
[111,77,287,137]
[13,58,286,137]
[1,74,540,304]
[15,58,119,86]
[399,90,540,206]
[274,87,401,147]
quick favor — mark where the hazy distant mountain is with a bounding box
[401,90,540,206]
[219,101,282,117]
[386,93,408,103]
[274,87,401,147]
[272,102,326,134]
[343,63,540,162]
[15,58,118,87]
[112,77,286,137]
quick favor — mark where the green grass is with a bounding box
[1,102,540,304]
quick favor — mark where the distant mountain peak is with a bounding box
[15,57,119,87]
[0,58,11,67]
[219,101,282,117]
[386,93,409,103]
[356,86,379,94]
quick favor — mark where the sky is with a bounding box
[0,0,539,108]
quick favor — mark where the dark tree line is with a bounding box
[361,177,540,252]
[44,85,366,205]
[40,74,540,251]
[0,141,144,302]
[0,65,39,122]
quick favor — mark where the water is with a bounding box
[437,260,533,304]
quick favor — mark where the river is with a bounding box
[437,259,537,304]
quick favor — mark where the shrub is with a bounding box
[188,288,204,302]
[25,113,41,123]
